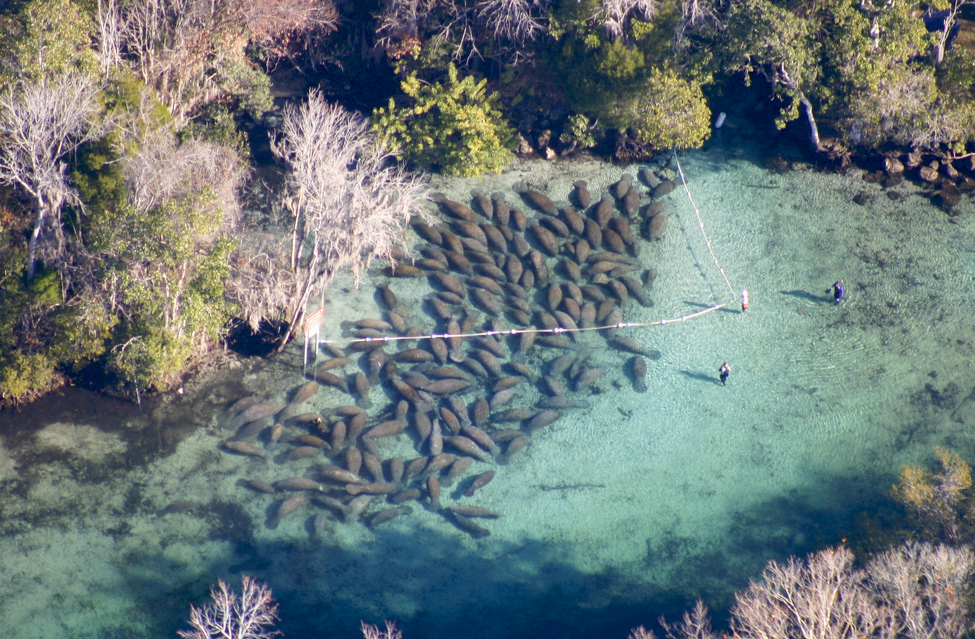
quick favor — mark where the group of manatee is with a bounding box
[219,165,677,539]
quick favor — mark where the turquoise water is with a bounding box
[0,143,973,639]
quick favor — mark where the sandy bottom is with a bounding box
[0,143,974,639]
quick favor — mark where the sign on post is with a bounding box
[303,307,325,378]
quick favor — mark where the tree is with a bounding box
[179,576,280,639]
[0,74,102,281]
[0,0,98,86]
[623,65,711,150]
[719,0,822,149]
[731,546,884,639]
[244,90,428,350]
[372,63,516,177]
[892,446,974,544]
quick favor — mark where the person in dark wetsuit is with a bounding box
[719,362,731,385]
[827,281,844,304]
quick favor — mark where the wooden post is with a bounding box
[303,306,325,378]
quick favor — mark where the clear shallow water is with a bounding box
[1,144,974,639]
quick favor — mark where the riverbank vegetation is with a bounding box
[1,0,974,404]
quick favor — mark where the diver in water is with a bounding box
[827,281,844,304]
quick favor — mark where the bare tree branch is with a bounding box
[232,90,429,349]
[0,75,102,280]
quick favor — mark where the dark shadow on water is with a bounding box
[679,370,722,385]
[780,289,831,304]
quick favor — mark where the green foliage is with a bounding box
[892,447,975,544]
[720,0,821,130]
[181,103,250,157]
[559,113,600,151]
[49,297,117,370]
[0,0,97,86]
[0,350,58,404]
[372,64,515,177]
[26,263,61,305]
[88,190,237,391]
[624,67,711,150]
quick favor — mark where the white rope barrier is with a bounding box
[672,149,738,302]
[311,153,739,352]
[319,305,727,349]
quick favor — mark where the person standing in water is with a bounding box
[719,362,731,385]
[741,289,749,312]
[826,281,844,304]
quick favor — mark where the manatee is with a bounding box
[505,361,537,383]
[540,216,570,238]
[330,421,347,451]
[574,367,605,392]
[234,418,267,441]
[461,426,501,457]
[462,471,497,498]
[388,264,424,277]
[561,298,581,323]
[645,213,668,240]
[572,180,592,208]
[445,435,494,463]
[524,410,562,435]
[155,501,197,517]
[413,222,443,245]
[404,456,429,481]
[352,373,372,408]
[313,371,350,393]
[236,401,286,426]
[243,479,275,494]
[511,207,528,231]
[439,406,462,435]
[430,272,466,299]
[500,436,530,464]
[584,218,603,248]
[482,224,507,252]
[492,407,534,423]
[470,288,502,316]
[594,197,614,227]
[473,335,505,358]
[561,206,586,236]
[434,195,478,222]
[448,503,502,518]
[445,251,474,275]
[537,396,590,409]
[443,456,473,484]
[518,187,558,215]
[447,511,491,538]
[620,275,652,307]
[344,446,362,476]
[275,495,306,521]
[468,275,504,295]
[530,224,560,256]
[361,451,385,483]
[366,348,387,381]
[275,477,324,492]
[427,476,442,511]
[541,375,568,397]
[491,193,510,226]
[346,481,400,496]
[652,180,676,198]
[228,395,260,417]
[391,488,423,504]
[472,191,493,220]
[473,262,505,281]
[602,228,626,254]
[364,420,408,439]
[504,255,524,283]
[561,259,582,283]
[441,230,465,254]
[395,348,435,363]
[638,166,659,188]
[613,174,633,199]
[452,220,488,245]
[293,434,329,448]
[223,440,266,458]
[319,465,363,485]
[417,257,447,271]
[427,366,474,382]
[421,379,471,394]
[471,349,503,377]
[367,506,413,528]
[610,336,661,360]
[285,446,322,461]
[537,335,573,349]
[628,355,649,392]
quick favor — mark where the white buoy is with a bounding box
[714,112,727,129]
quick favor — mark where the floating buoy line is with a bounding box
[315,149,738,352]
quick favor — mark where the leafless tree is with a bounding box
[674,0,721,49]
[930,1,975,66]
[376,0,549,65]
[361,620,403,639]
[731,546,886,639]
[117,0,335,124]
[597,0,658,40]
[239,90,428,349]
[178,576,281,639]
[94,0,125,75]
[865,542,974,639]
[0,74,102,281]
